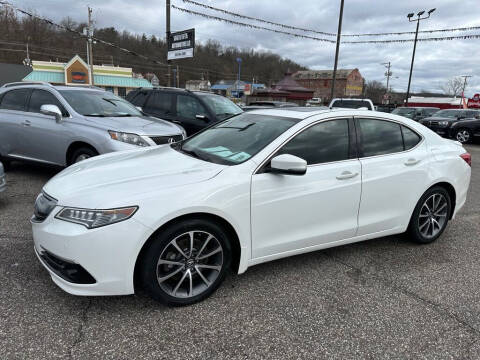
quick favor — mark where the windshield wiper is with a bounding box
[180,148,204,160]
[111,114,133,117]
[84,114,106,117]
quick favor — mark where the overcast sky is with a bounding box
[16,0,480,95]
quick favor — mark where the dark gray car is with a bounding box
[0,161,5,192]
[0,82,185,167]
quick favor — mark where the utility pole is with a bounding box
[176,65,180,88]
[330,0,344,102]
[166,0,171,87]
[87,7,94,85]
[460,75,472,108]
[382,62,392,104]
[405,8,435,106]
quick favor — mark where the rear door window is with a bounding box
[0,89,30,111]
[357,118,404,157]
[145,92,174,116]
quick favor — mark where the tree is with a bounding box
[441,77,463,96]
[364,80,387,104]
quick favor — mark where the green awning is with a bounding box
[23,71,153,88]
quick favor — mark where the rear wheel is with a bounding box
[408,186,452,244]
[0,156,11,171]
[454,128,473,144]
[139,219,231,306]
[69,147,98,165]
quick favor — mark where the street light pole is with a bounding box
[330,0,344,102]
[382,62,391,104]
[405,8,435,106]
[166,0,171,87]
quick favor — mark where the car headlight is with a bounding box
[109,131,150,147]
[438,121,449,126]
[55,206,138,229]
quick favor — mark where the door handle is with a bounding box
[336,171,359,180]
[404,158,421,166]
[22,120,31,127]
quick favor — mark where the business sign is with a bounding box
[468,93,480,108]
[167,29,195,60]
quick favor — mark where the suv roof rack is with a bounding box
[2,81,53,88]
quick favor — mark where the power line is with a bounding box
[181,0,480,38]
[171,5,336,43]
[181,0,336,36]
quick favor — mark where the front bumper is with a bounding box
[0,174,5,192]
[32,208,153,296]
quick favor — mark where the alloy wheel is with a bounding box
[418,193,448,239]
[75,154,91,163]
[456,130,470,143]
[156,231,223,299]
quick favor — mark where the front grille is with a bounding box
[40,249,96,284]
[32,192,57,223]
[149,135,183,145]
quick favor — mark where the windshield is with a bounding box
[196,93,243,120]
[331,100,371,109]
[59,90,143,117]
[175,113,297,165]
[392,108,416,118]
[433,110,461,118]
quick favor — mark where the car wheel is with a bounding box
[0,157,11,171]
[70,147,98,164]
[408,186,452,244]
[455,128,473,144]
[139,219,232,306]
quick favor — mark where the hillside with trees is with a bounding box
[0,5,306,87]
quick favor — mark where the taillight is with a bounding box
[460,152,471,167]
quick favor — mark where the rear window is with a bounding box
[331,100,372,110]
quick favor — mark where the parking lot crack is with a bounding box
[68,298,92,359]
[324,252,480,338]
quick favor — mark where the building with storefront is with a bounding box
[22,55,152,97]
[293,68,364,102]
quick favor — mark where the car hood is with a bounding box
[43,145,226,208]
[83,115,183,135]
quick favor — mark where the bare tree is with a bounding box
[364,80,387,104]
[441,77,464,96]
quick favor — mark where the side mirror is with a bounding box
[40,104,62,123]
[195,114,209,122]
[135,106,143,112]
[269,154,307,176]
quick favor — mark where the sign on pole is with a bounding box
[167,28,195,60]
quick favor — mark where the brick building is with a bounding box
[292,68,364,102]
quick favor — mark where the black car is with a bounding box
[126,88,243,136]
[391,106,439,121]
[449,116,480,143]
[419,109,479,137]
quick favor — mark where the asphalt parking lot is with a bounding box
[0,144,479,359]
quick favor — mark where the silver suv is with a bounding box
[0,82,186,167]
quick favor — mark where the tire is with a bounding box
[0,157,11,171]
[408,186,452,244]
[454,128,473,144]
[139,219,232,306]
[69,147,98,165]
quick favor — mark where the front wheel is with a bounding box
[139,219,231,306]
[69,147,98,165]
[454,128,473,144]
[408,186,452,244]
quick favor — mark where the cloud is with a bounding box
[17,0,480,95]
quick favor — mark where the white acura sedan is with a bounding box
[32,108,471,306]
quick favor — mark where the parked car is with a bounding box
[375,104,396,113]
[0,82,185,167]
[32,107,471,306]
[306,97,322,106]
[449,116,480,143]
[329,98,374,110]
[126,87,243,136]
[0,161,5,193]
[391,106,439,121]
[419,109,480,137]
